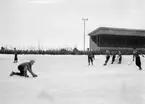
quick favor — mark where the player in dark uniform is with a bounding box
[87,48,94,66]
[117,51,122,64]
[111,50,116,64]
[133,49,144,70]
[13,48,18,63]
[10,60,38,77]
[103,50,110,66]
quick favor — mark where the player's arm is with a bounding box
[27,65,37,77]
[138,51,144,57]
[24,66,29,77]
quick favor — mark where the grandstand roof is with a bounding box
[88,27,145,36]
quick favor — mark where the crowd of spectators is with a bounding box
[0,46,144,55]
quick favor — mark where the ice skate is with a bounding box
[9,71,14,76]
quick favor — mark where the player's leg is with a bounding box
[90,58,93,65]
[9,71,22,76]
[137,63,142,70]
[104,56,109,65]
[22,66,29,77]
[136,57,142,70]
[9,71,15,76]
[88,57,90,65]
[13,60,16,63]
[15,56,18,63]
[111,56,115,64]
[17,66,28,77]
[104,57,107,65]
[138,60,142,70]
[118,56,122,64]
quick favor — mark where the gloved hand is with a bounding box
[33,74,38,77]
[25,75,29,77]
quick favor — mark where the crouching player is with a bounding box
[10,60,38,77]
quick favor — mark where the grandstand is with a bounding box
[88,27,145,51]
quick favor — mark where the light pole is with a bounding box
[82,18,88,51]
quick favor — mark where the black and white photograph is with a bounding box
[1,0,145,104]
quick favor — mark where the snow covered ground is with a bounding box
[1,54,145,104]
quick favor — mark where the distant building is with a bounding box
[88,27,145,51]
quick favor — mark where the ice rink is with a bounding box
[1,54,145,104]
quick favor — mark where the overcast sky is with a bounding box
[0,0,145,50]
